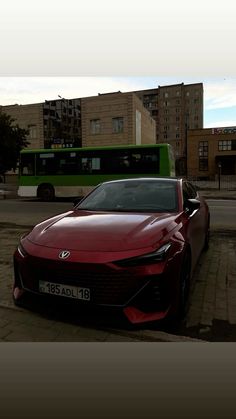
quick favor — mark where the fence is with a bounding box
[187,175,236,191]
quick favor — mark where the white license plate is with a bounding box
[38,280,90,301]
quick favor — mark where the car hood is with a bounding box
[27,210,179,252]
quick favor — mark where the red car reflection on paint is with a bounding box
[13,178,210,324]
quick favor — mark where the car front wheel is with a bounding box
[179,251,191,320]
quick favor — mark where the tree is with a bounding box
[0,111,29,181]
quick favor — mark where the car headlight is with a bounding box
[115,243,172,267]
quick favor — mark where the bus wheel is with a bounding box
[37,184,55,201]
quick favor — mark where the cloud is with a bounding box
[0,77,152,106]
[204,120,236,128]
[204,79,236,110]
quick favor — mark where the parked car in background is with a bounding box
[13,177,210,324]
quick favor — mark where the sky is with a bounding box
[1,2,236,130]
[0,77,236,129]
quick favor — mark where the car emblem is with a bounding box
[59,250,70,259]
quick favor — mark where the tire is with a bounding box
[164,251,191,329]
[178,251,191,320]
[37,184,55,201]
[203,217,210,251]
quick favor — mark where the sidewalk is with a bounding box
[200,189,236,200]
[0,183,18,199]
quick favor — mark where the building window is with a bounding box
[198,141,208,171]
[176,108,180,113]
[199,158,208,171]
[164,92,169,98]
[90,119,101,134]
[176,133,180,138]
[163,101,169,106]
[175,142,180,156]
[28,127,37,139]
[186,92,190,97]
[199,141,208,157]
[176,116,180,121]
[176,91,180,96]
[218,140,232,151]
[112,117,124,133]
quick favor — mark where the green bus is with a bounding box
[18,144,175,200]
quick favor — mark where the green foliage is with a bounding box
[0,111,29,176]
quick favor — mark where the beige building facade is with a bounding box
[81,92,156,147]
[2,103,45,149]
[187,126,236,179]
[2,99,81,150]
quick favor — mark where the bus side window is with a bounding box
[21,156,34,176]
[82,158,92,173]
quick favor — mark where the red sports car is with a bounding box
[13,178,210,324]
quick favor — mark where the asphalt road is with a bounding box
[0,198,236,230]
[207,199,236,230]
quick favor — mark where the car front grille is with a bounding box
[20,257,151,306]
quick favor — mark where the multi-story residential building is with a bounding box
[81,91,156,147]
[187,126,236,179]
[2,98,81,149]
[134,83,203,173]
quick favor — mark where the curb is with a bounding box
[0,301,204,342]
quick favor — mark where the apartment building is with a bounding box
[81,91,156,147]
[187,126,236,179]
[1,82,203,176]
[134,83,203,165]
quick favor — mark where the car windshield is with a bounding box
[77,180,178,212]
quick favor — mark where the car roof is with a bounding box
[101,177,181,186]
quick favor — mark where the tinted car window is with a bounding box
[78,180,178,212]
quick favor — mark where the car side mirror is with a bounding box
[184,198,200,215]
